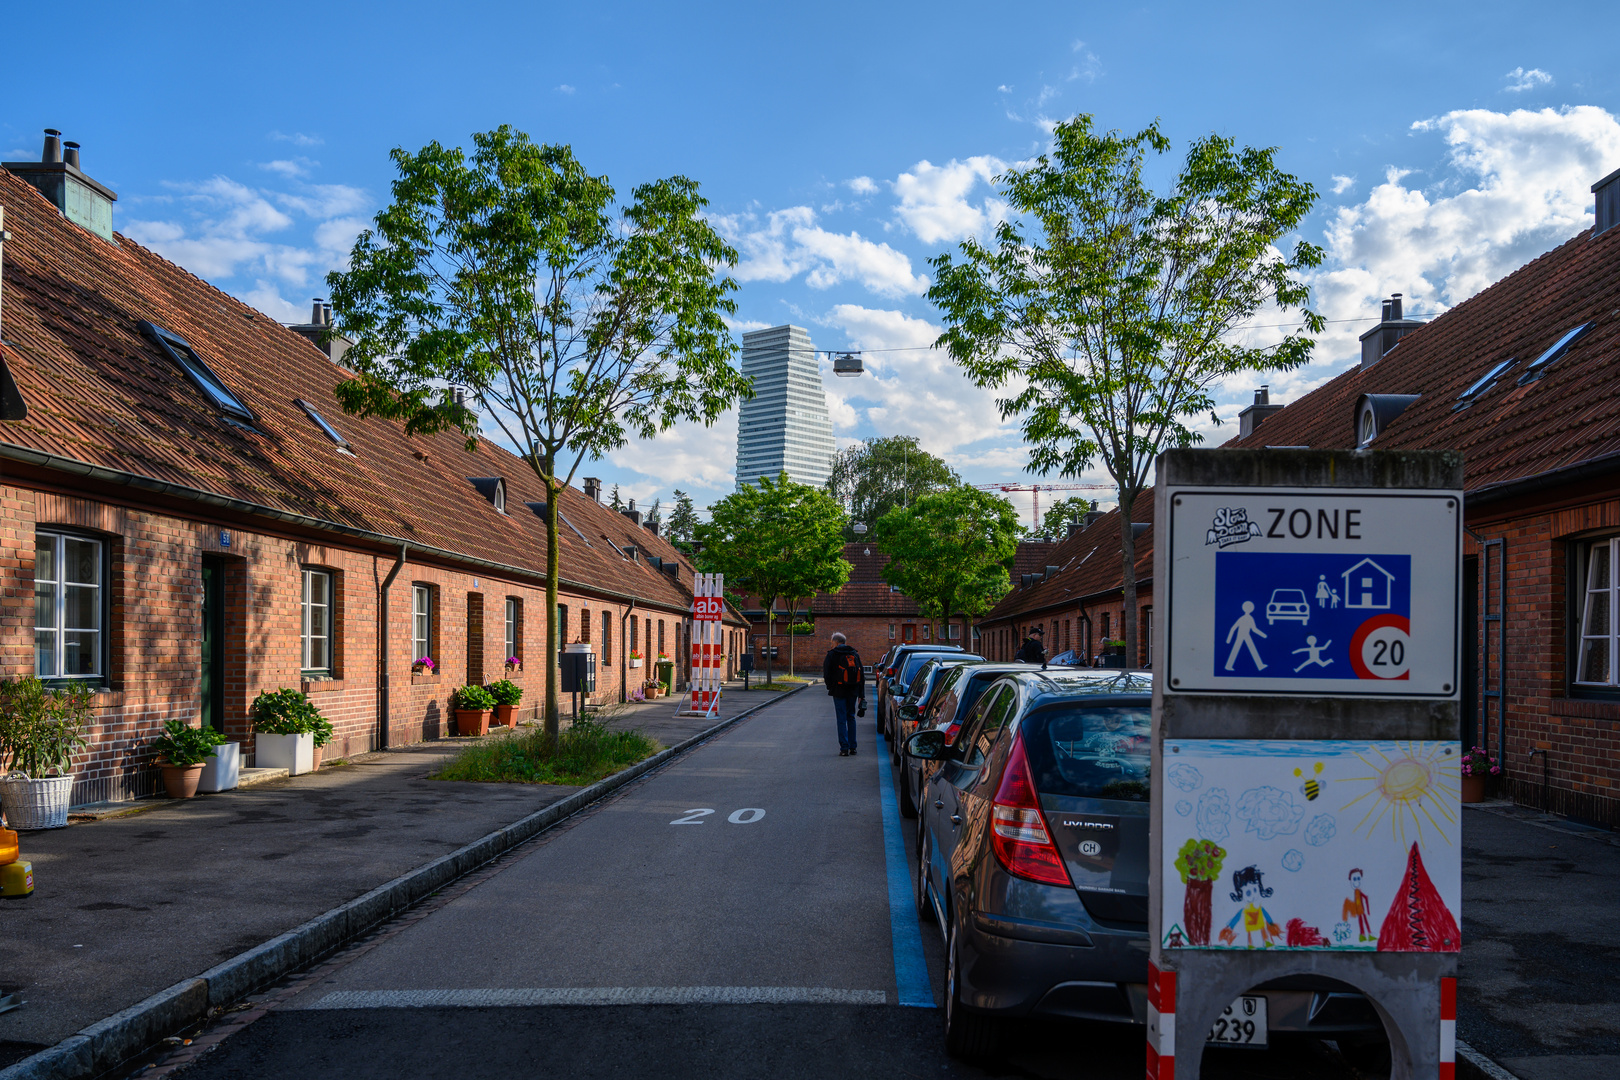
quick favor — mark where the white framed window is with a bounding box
[302,569,332,673]
[412,585,432,663]
[922,623,931,641]
[35,532,103,679]
[888,624,896,641]
[505,598,519,661]
[949,623,961,640]
[1576,538,1618,685]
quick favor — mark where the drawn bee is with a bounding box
[1295,761,1325,801]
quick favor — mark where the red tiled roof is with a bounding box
[1226,225,1620,488]
[981,492,1154,623]
[0,170,737,623]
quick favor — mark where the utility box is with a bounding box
[1148,449,1463,1080]
[560,643,596,694]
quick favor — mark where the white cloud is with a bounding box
[719,207,928,298]
[556,84,576,95]
[604,410,741,508]
[1069,40,1103,83]
[892,156,1009,244]
[261,158,315,179]
[1331,174,1356,195]
[1503,67,1553,93]
[268,131,323,147]
[846,176,878,195]
[996,84,1013,94]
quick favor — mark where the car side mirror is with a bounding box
[904,729,947,760]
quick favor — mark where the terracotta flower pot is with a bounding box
[495,703,516,727]
[160,763,205,799]
[455,709,491,737]
[1461,773,1487,804]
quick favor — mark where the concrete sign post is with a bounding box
[1149,450,1463,1080]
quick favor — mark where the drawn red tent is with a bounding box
[1377,842,1460,952]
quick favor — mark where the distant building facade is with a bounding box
[734,325,834,490]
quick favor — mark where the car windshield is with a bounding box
[1022,703,1151,801]
[900,651,979,686]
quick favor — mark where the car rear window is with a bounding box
[1022,704,1151,801]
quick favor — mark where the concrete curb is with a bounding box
[0,686,806,1080]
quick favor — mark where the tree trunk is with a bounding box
[1185,878,1212,945]
[1120,489,1139,668]
[544,474,561,747]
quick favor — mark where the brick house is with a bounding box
[978,166,1620,829]
[0,150,744,807]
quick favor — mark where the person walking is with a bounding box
[1015,625,1048,665]
[823,631,866,757]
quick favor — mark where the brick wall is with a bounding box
[1,484,687,806]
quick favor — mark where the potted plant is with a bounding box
[452,684,496,736]
[1101,639,1128,668]
[0,677,92,830]
[412,655,436,675]
[505,656,522,673]
[485,680,522,727]
[250,688,334,776]
[1459,746,1499,803]
[150,719,228,799]
[628,650,643,670]
[643,678,663,699]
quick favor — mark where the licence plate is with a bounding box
[1206,995,1268,1048]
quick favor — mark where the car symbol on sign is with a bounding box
[1265,588,1311,625]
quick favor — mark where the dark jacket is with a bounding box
[1015,637,1048,665]
[823,644,866,699]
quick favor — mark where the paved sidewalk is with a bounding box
[0,688,757,1066]
[1460,803,1620,1080]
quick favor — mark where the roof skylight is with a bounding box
[296,399,353,453]
[1517,323,1593,384]
[1454,358,1517,409]
[139,321,254,422]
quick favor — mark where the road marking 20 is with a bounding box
[669,808,766,825]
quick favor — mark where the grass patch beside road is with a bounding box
[431,720,661,786]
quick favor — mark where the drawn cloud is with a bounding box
[1282,849,1305,872]
[1305,814,1338,847]
[1175,800,1193,817]
[1196,787,1231,841]
[1168,763,1203,792]
[1236,785,1306,840]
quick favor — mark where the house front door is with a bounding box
[201,557,225,732]
[902,624,916,643]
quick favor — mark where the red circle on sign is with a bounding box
[1350,613,1410,679]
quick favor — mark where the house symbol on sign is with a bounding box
[1341,558,1395,609]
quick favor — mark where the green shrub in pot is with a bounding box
[453,684,497,711]
[249,688,334,747]
[485,680,523,707]
[0,677,93,778]
[150,719,228,767]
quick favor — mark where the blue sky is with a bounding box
[6,0,1618,523]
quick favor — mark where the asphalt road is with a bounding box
[164,691,1358,1080]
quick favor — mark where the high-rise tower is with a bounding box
[734,325,835,490]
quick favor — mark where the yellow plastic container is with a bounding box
[0,827,17,865]
[0,860,32,898]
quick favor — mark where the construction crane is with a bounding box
[972,482,1116,531]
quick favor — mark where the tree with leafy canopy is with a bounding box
[665,489,698,549]
[326,127,750,745]
[929,115,1323,667]
[872,486,1021,646]
[693,473,849,682]
[645,497,662,532]
[608,484,625,512]
[1033,496,1095,541]
[825,435,958,538]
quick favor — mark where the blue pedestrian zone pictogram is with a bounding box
[1214,553,1412,681]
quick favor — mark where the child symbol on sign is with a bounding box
[1292,636,1334,673]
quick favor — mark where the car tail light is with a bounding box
[941,715,965,745]
[990,734,1072,888]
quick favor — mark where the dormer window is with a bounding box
[1517,323,1593,384]
[1358,407,1376,447]
[139,321,254,423]
[1354,394,1421,447]
[296,399,353,454]
[468,477,507,513]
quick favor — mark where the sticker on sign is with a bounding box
[1166,490,1459,697]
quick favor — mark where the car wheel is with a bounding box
[914,819,933,919]
[898,762,919,818]
[943,919,1002,1063]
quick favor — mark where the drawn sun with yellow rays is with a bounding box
[1337,742,1460,847]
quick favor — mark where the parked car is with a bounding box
[897,661,1030,819]
[877,644,964,732]
[1046,649,1085,667]
[886,655,985,770]
[906,668,1387,1064]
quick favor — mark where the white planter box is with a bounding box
[255,732,315,775]
[628,658,643,669]
[198,742,241,793]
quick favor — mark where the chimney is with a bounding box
[1238,384,1286,438]
[645,519,660,536]
[1359,292,1425,369]
[1595,166,1620,238]
[583,477,601,503]
[286,298,353,364]
[1082,500,1104,529]
[3,129,119,242]
[311,298,327,325]
[621,499,643,527]
[322,302,333,325]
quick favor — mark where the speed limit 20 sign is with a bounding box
[1164,490,1459,698]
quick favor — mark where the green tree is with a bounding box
[665,489,699,549]
[645,497,663,532]
[825,435,958,537]
[929,115,1322,666]
[608,484,625,512]
[872,487,1021,646]
[1034,496,1094,541]
[693,473,849,682]
[326,127,749,744]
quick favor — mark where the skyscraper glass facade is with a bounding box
[734,325,834,490]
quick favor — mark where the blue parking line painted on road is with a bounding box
[875,733,935,1008]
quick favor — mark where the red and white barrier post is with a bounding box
[683,573,724,717]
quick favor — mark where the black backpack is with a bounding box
[828,651,862,691]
